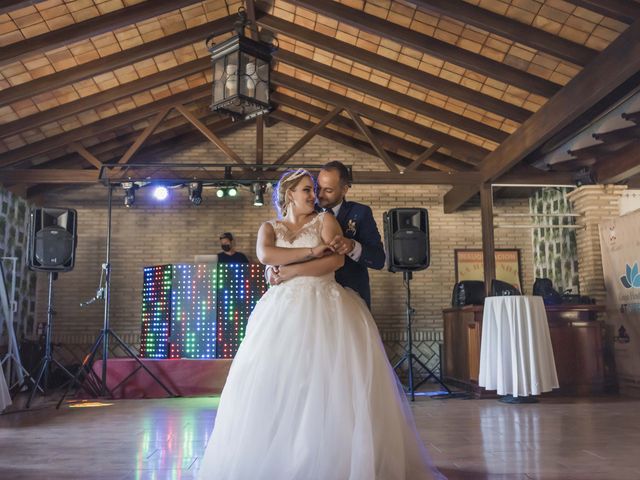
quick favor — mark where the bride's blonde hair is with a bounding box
[273,168,314,217]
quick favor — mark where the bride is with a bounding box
[197,169,445,480]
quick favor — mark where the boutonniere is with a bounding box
[346,219,357,236]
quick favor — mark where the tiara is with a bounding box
[282,168,310,183]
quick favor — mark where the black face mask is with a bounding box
[221,244,231,252]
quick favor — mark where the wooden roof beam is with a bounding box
[0,15,234,107]
[0,1,47,15]
[411,0,596,66]
[273,106,343,166]
[443,17,640,212]
[564,0,640,24]
[0,0,205,67]
[270,111,478,185]
[0,57,210,139]
[594,139,640,183]
[0,85,210,168]
[272,71,489,163]
[256,13,530,123]
[271,92,469,172]
[286,0,561,97]
[346,109,400,173]
[274,49,508,144]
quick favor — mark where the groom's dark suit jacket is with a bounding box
[330,200,386,308]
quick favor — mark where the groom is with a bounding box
[315,161,386,308]
[269,161,385,308]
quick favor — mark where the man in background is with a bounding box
[217,232,249,264]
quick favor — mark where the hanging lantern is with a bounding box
[207,8,275,122]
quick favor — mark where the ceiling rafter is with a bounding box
[0,85,211,168]
[272,71,489,163]
[0,15,234,107]
[564,0,640,24]
[286,0,561,97]
[346,109,400,173]
[274,49,508,143]
[0,1,47,15]
[411,0,597,66]
[273,106,344,166]
[0,0,205,67]
[270,111,479,185]
[443,18,640,212]
[271,92,469,172]
[256,13,530,123]
[404,144,441,173]
[594,139,640,183]
[0,57,210,140]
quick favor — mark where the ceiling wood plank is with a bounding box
[275,49,509,143]
[272,92,469,172]
[273,106,343,166]
[564,0,640,24]
[594,139,640,183]
[272,71,489,163]
[411,0,596,65]
[0,16,234,107]
[118,108,172,164]
[0,58,210,139]
[70,142,103,170]
[404,144,440,172]
[0,0,205,67]
[286,0,561,97]
[257,13,530,123]
[0,85,210,168]
[175,104,246,165]
[443,17,640,213]
[346,109,399,173]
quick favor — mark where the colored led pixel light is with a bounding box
[140,263,266,359]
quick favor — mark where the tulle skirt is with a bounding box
[197,275,444,480]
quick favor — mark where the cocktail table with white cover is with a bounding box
[479,295,558,397]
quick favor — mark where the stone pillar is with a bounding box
[567,185,627,304]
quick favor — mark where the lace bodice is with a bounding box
[268,212,326,249]
[265,212,336,289]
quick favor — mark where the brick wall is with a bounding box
[35,122,534,362]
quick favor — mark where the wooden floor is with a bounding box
[1,395,639,479]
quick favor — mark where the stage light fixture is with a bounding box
[122,182,136,208]
[153,186,169,201]
[228,186,238,197]
[189,182,203,205]
[252,182,265,207]
[216,188,225,198]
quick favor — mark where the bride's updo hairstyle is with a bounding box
[273,168,314,217]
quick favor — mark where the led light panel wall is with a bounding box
[140,265,172,358]
[169,264,217,359]
[140,263,266,359]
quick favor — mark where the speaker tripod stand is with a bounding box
[26,272,76,408]
[393,271,451,401]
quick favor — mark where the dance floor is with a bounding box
[1,395,640,479]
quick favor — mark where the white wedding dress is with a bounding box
[198,213,444,480]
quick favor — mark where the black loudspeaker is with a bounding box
[383,208,429,272]
[27,208,78,272]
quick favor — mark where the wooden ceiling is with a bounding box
[0,0,639,210]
